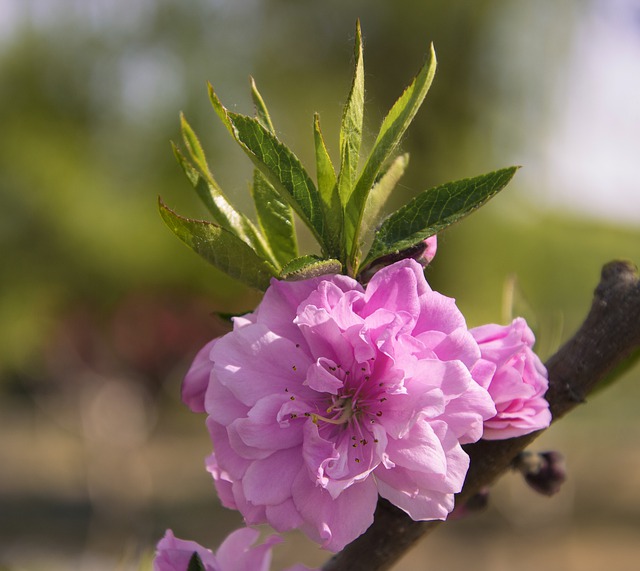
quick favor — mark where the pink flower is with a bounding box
[420,235,438,265]
[186,259,496,551]
[470,318,551,440]
[153,528,315,571]
[183,339,218,413]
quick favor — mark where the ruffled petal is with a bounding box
[242,449,303,506]
[153,529,218,571]
[216,527,280,571]
[415,290,467,335]
[212,324,314,406]
[182,338,217,413]
[291,469,378,552]
[363,259,425,324]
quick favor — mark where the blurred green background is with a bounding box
[1,1,639,570]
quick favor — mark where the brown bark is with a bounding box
[323,260,640,571]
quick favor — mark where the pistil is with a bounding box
[312,397,354,425]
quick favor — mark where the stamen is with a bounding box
[312,405,353,425]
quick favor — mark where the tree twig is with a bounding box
[322,260,640,571]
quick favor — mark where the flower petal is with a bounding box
[216,528,281,571]
[182,339,217,413]
[154,529,218,571]
[242,449,303,506]
[292,469,378,552]
[213,324,313,406]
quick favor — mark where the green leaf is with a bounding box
[172,143,276,266]
[187,552,206,571]
[361,166,519,270]
[314,113,338,208]
[313,113,344,260]
[337,20,364,206]
[209,84,340,257]
[280,255,342,281]
[357,152,409,260]
[345,44,437,273]
[248,78,297,267]
[159,198,278,291]
[250,76,276,134]
[180,112,209,173]
[251,169,298,266]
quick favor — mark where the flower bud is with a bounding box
[357,235,437,283]
[512,450,566,496]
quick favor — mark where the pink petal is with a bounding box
[205,453,237,511]
[213,325,313,406]
[233,395,304,451]
[441,380,496,444]
[216,528,281,571]
[265,497,305,531]
[304,358,344,394]
[431,327,481,368]
[182,339,217,413]
[154,529,218,571]
[301,420,339,487]
[206,419,251,480]
[415,290,466,335]
[292,469,378,552]
[205,378,249,426]
[384,417,447,477]
[363,259,424,322]
[242,449,303,506]
[421,235,438,264]
[376,476,454,521]
[295,306,358,369]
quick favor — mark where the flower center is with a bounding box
[312,396,355,426]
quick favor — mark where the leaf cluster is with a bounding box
[160,21,517,290]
